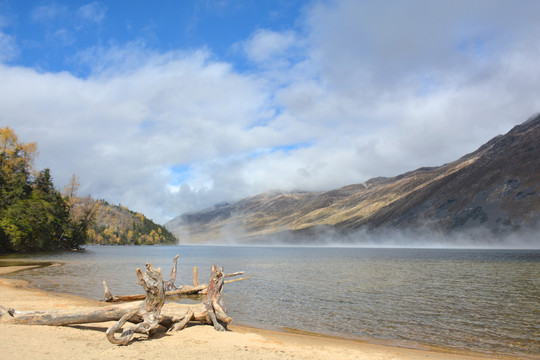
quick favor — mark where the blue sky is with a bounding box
[1,1,540,224]
[2,1,305,75]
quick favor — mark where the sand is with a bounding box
[0,265,523,360]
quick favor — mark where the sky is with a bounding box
[1,0,540,224]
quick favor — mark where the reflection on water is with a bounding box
[1,245,539,357]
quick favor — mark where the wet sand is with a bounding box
[0,265,523,360]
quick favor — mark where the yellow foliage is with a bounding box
[0,127,38,174]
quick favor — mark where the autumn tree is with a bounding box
[62,174,101,246]
[0,128,36,207]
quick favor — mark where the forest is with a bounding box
[86,200,177,245]
[0,127,176,253]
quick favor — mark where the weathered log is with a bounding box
[1,301,141,325]
[1,301,208,327]
[102,272,249,302]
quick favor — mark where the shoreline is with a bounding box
[0,264,532,359]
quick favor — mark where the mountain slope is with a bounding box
[166,114,540,244]
[79,198,178,245]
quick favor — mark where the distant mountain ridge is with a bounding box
[166,114,540,245]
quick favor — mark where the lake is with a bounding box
[1,245,539,358]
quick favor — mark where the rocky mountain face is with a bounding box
[166,114,540,244]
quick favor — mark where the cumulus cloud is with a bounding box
[2,0,540,224]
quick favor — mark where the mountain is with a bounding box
[166,114,540,245]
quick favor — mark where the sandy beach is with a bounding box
[0,265,525,360]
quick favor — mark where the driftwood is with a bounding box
[164,254,179,291]
[204,264,231,331]
[105,262,166,345]
[0,301,210,327]
[193,266,199,286]
[0,255,238,345]
[102,255,248,302]
[102,275,250,302]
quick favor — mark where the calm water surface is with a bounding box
[1,245,539,357]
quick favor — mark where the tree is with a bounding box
[62,173,80,199]
[62,174,100,249]
[0,127,36,209]
[0,127,38,251]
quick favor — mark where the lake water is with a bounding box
[1,245,539,358]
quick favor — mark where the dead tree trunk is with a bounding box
[164,254,179,291]
[0,302,208,327]
[204,265,232,331]
[105,262,166,345]
[0,301,141,325]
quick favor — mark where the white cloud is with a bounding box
[305,0,540,93]
[241,29,298,64]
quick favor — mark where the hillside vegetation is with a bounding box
[86,200,176,245]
